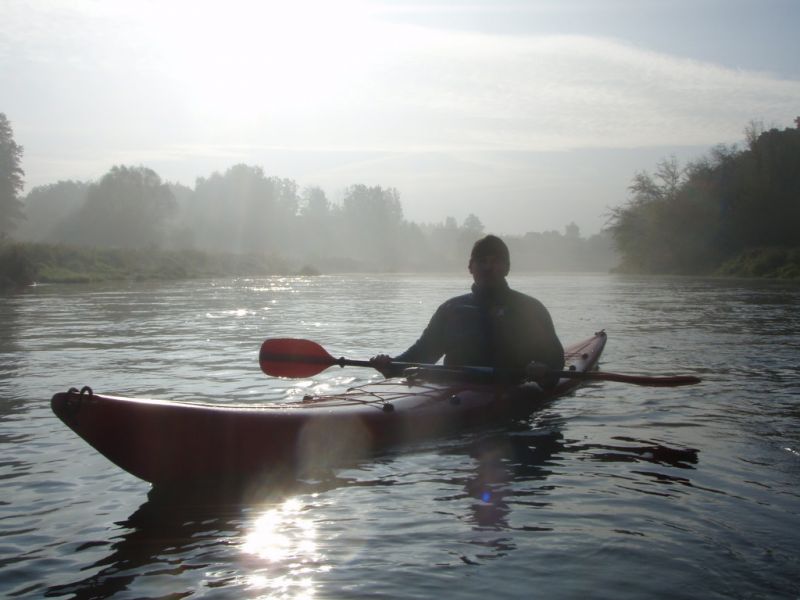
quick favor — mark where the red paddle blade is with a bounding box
[259,338,336,378]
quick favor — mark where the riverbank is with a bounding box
[611,246,800,280]
[3,242,798,289]
[716,246,800,279]
[0,242,321,288]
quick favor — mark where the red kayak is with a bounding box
[51,331,607,485]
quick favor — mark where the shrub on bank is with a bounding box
[0,243,306,288]
[717,247,800,279]
[0,244,37,287]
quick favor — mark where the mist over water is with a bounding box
[16,167,618,274]
[1,274,798,599]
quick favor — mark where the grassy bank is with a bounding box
[0,242,316,288]
[3,242,798,288]
[717,247,800,279]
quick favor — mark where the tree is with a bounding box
[190,164,271,253]
[0,114,25,240]
[457,213,485,258]
[565,222,580,239]
[187,165,302,254]
[270,177,299,219]
[295,186,333,259]
[740,125,800,248]
[263,176,300,250]
[18,180,89,241]
[744,119,765,150]
[299,186,330,219]
[57,166,177,248]
[606,157,691,272]
[462,213,484,234]
[607,119,800,275]
[341,184,403,225]
[340,185,404,267]
[425,216,461,268]
[166,181,197,249]
[629,156,683,204]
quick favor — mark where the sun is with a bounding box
[143,0,385,121]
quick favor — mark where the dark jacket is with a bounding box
[394,281,564,373]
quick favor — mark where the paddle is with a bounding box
[259,338,701,387]
[554,370,701,387]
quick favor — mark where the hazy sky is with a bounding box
[2,0,799,235]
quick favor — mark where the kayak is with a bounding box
[51,331,606,486]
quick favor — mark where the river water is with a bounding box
[1,273,798,599]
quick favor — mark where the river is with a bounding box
[1,273,798,599]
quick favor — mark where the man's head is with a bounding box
[468,234,510,286]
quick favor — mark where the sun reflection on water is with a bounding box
[241,498,328,598]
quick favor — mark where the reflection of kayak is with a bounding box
[51,331,607,486]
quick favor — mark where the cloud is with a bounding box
[315,28,799,151]
[5,1,798,158]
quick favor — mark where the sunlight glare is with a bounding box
[241,497,324,598]
[242,498,319,563]
[146,0,382,120]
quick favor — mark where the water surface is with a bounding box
[1,274,798,598]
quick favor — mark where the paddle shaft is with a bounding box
[397,364,700,386]
[259,344,700,387]
[259,351,417,371]
[553,370,700,387]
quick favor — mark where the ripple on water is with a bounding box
[1,275,799,599]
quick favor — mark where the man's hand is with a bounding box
[525,361,549,382]
[370,354,394,378]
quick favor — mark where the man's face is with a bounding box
[469,254,510,286]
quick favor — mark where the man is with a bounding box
[371,234,564,385]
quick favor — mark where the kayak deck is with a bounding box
[294,330,605,410]
[51,331,606,485]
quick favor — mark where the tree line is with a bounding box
[0,112,615,275]
[607,119,800,278]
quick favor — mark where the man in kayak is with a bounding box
[371,234,564,386]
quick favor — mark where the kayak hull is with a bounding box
[52,331,606,485]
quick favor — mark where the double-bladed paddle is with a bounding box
[258,338,701,387]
